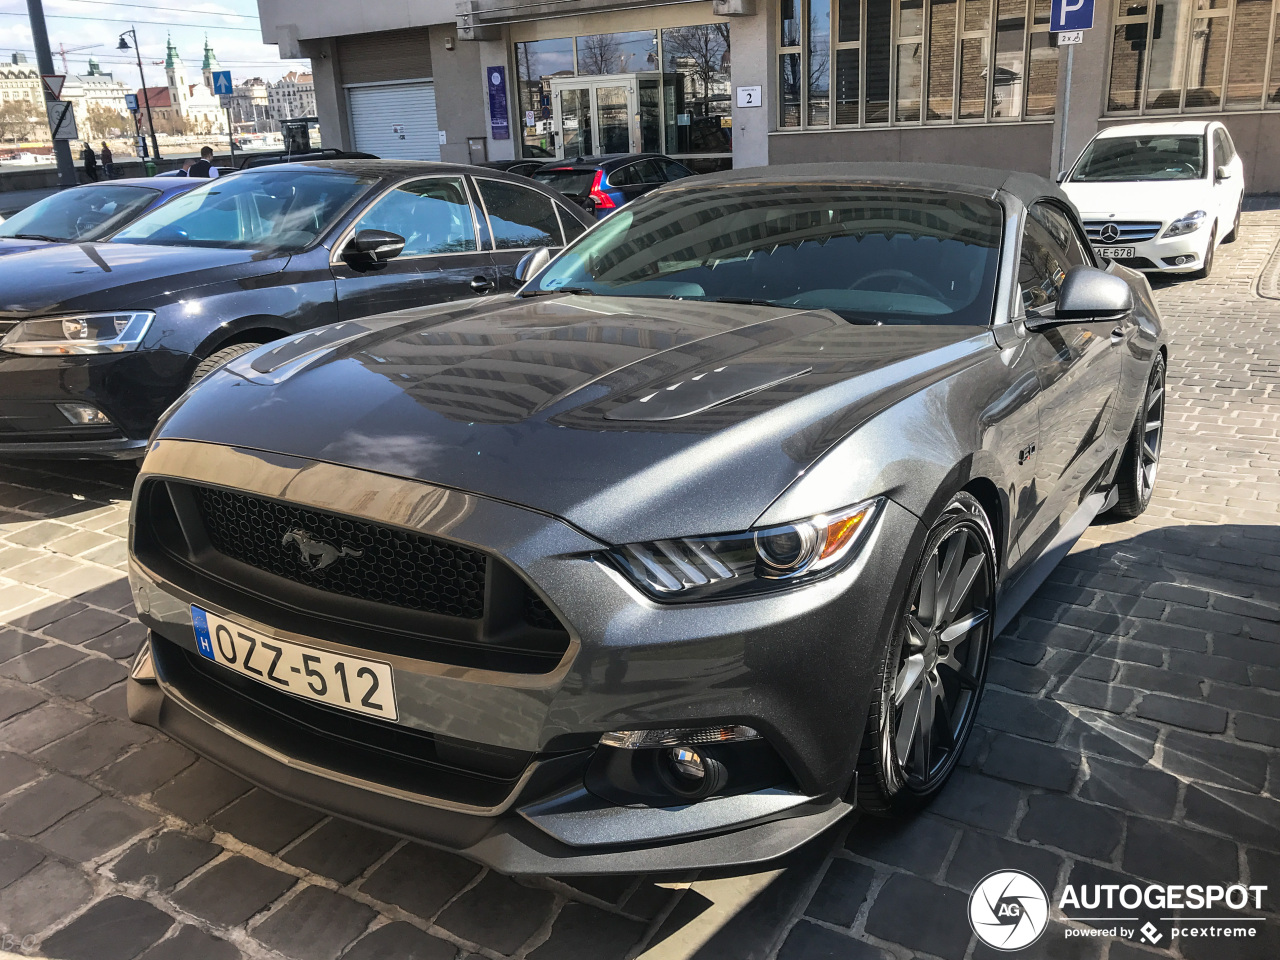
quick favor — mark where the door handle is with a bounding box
[470,276,494,294]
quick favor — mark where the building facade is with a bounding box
[268,71,317,120]
[137,37,228,135]
[252,0,1280,188]
[0,54,42,108]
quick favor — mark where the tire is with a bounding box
[1107,354,1166,520]
[856,491,997,815]
[1223,199,1241,243]
[1194,226,1216,279]
[189,342,263,388]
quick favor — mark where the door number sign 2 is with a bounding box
[736,86,762,108]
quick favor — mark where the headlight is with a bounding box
[612,498,882,601]
[1162,210,1207,239]
[0,312,154,356]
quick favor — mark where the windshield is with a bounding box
[1071,135,1206,182]
[533,169,597,196]
[529,184,1004,326]
[0,185,160,242]
[111,170,375,252]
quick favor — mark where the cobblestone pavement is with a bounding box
[1,217,1279,960]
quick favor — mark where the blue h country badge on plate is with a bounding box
[191,606,216,661]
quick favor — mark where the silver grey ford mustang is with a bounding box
[126,163,1167,874]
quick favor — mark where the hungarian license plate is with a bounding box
[1093,246,1136,260]
[191,606,397,720]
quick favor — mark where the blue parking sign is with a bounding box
[1051,0,1094,31]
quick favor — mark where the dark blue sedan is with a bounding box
[532,153,693,219]
[0,178,204,258]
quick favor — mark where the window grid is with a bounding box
[780,0,1056,129]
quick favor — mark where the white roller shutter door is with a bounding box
[347,82,440,161]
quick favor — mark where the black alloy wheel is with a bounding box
[858,492,996,813]
[1224,199,1241,243]
[1108,354,1166,519]
[1195,226,1216,280]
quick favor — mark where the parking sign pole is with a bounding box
[25,0,77,187]
[1058,45,1074,178]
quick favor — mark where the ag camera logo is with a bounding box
[969,870,1050,951]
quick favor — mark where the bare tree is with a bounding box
[662,24,730,108]
[86,105,129,139]
[577,33,622,75]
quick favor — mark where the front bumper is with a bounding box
[127,439,922,873]
[1089,227,1211,274]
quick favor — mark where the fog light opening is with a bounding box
[56,402,112,426]
[660,745,727,799]
[1176,255,1194,265]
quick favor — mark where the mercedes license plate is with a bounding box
[1093,246,1136,260]
[191,606,398,720]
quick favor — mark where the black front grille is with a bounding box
[1111,256,1159,270]
[195,487,487,619]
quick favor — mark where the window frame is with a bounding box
[471,175,567,252]
[329,175,483,265]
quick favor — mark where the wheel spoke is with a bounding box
[1147,385,1163,411]
[1143,441,1159,462]
[905,615,928,652]
[896,680,925,760]
[940,608,989,646]
[894,653,926,705]
[912,680,936,776]
[933,534,966,626]
[917,553,939,625]
[945,555,984,621]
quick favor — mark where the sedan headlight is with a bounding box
[0,312,155,356]
[612,498,882,601]
[1162,210,1207,239]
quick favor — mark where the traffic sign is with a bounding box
[125,93,138,112]
[1051,0,1094,32]
[1057,30,1085,44]
[46,101,78,140]
[211,70,233,96]
[41,74,65,100]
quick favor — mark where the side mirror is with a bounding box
[1028,265,1133,328]
[1216,164,1232,181]
[345,228,405,263]
[1056,170,1069,184]
[514,246,552,283]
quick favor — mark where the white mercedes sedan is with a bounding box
[1062,121,1245,279]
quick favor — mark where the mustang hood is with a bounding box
[0,242,288,318]
[159,295,992,543]
[1063,179,1215,222]
[0,237,53,258]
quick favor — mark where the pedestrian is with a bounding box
[100,141,114,180]
[178,158,196,176]
[187,146,220,179]
[81,142,98,182]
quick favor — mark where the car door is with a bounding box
[1021,202,1127,541]
[608,160,661,206]
[330,176,496,321]
[1212,127,1244,230]
[472,177,570,293]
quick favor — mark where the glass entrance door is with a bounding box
[551,76,642,159]
[556,87,593,159]
[595,85,631,154]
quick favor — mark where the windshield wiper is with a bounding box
[518,286,595,298]
[692,296,782,307]
[7,233,62,242]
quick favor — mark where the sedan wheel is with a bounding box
[858,492,995,813]
[1108,354,1165,519]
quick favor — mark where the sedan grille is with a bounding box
[1083,220,1163,243]
[194,486,487,619]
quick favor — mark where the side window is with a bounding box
[477,179,563,249]
[1019,219,1069,313]
[558,206,587,242]
[609,162,645,187]
[658,159,694,182]
[351,178,476,256]
[1030,203,1090,268]
[1214,128,1235,164]
[1223,130,1237,162]
[635,159,666,183]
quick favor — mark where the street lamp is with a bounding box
[117,28,160,161]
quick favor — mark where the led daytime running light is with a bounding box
[600,725,760,749]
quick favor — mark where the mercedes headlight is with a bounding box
[612,498,882,601]
[0,312,155,356]
[1162,210,1207,239]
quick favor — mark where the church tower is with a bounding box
[201,36,220,92]
[165,35,189,111]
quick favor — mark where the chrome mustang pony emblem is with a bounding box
[281,529,364,572]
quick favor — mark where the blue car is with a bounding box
[0,177,204,258]
[532,153,693,219]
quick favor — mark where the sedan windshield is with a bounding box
[1072,135,1206,182]
[528,183,1004,325]
[0,185,159,242]
[111,170,375,252]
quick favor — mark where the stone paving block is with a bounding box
[87,682,130,720]
[0,628,43,663]
[972,921,1103,960]
[170,855,297,927]
[1245,847,1280,892]
[1089,638,1165,667]
[85,622,148,659]
[34,719,150,776]
[138,925,242,960]
[96,739,196,796]
[358,843,481,921]
[555,873,633,906]
[1077,757,1180,818]
[1107,944,1168,960]
[927,770,1023,833]
[0,642,86,682]
[1118,663,1206,700]
[150,758,252,823]
[1121,817,1238,886]
[1128,621,1210,652]
[111,830,223,892]
[1236,712,1280,747]
[864,873,971,959]
[40,895,174,960]
[1178,918,1279,960]
[0,771,99,836]
[1215,635,1280,669]
[990,637,1047,665]
[1204,682,1280,718]
[76,578,137,613]
[38,795,159,861]
[1019,619,1095,652]
[1183,785,1280,851]
[844,814,957,875]
[0,681,45,723]
[1017,794,1124,860]
[1168,649,1251,685]
[944,830,1062,893]
[980,734,1080,791]
[0,835,44,889]
[279,817,398,885]
[0,700,91,750]
[777,921,893,960]
[252,885,376,960]
[1214,595,1280,622]
[524,902,648,960]
[1134,693,1228,733]
[208,789,325,854]
[1058,715,1158,764]
[39,656,129,700]
[0,859,94,941]
[1161,729,1270,791]
[0,750,40,795]
[619,880,678,921]
[436,872,555,955]
[42,607,129,644]
[1053,677,1138,714]
[976,689,1070,742]
[803,858,876,927]
[987,658,1051,694]
[339,921,455,960]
